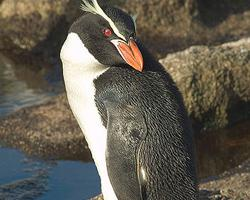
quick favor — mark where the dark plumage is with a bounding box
[94,65,198,200]
[61,1,198,199]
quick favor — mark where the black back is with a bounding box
[69,3,198,199]
[94,45,198,199]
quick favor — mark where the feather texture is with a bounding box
[132,14,137,30]
[81,0,126,40]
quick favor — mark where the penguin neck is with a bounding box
[60,32,109,167]
[60,32,109,98]
[60,33,118,200]
[60,32,109,116]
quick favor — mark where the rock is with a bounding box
[160,38,250,131]
[90,159,250,199]
[90,194,103,200]
[0,38,249,154]
[0,94,92,161]
[0,36,249,148]
[200,159,250,199]
[0,39,250,199]
[115,1,250,56]
[0,0,196,57]
[0,0,79,57]
[116,0,198,57]
[1,0,250,58]
[0,38,249,199]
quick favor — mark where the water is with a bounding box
[1,126,250,200]
[0,53,62,117]
[0,53,250,199]
[0,148,100,200]
[0,53,101,200]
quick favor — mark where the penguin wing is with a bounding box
[104,101,148,200]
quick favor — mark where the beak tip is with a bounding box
[113,39,144,72]
[137,60,144,72]
[133,62,143,72]
[139,65,143,72]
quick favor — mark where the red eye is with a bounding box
[103,28,112,37]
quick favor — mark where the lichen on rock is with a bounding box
[160,38,250,130]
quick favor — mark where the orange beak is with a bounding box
[111,39,144,72]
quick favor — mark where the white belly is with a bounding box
[60,33,118,200]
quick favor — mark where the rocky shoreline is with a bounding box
[0,94,249,199]
[91,159,250,199]
[160,38,250,130]
[199,158,250,199]
[1,0,250,131]
[0,37,250,199]
[1,0,250,199]
[1,0,250,58]
[0,85,249,200]
[0,94,91,161]
[1,37,250,157]
[1,37,250,131]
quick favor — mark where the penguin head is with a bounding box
[61,0,143,72]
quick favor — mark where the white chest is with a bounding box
[60,33,118,200]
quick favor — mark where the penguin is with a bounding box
[60,0,198,199]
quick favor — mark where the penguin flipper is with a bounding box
[104,101,147,200]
